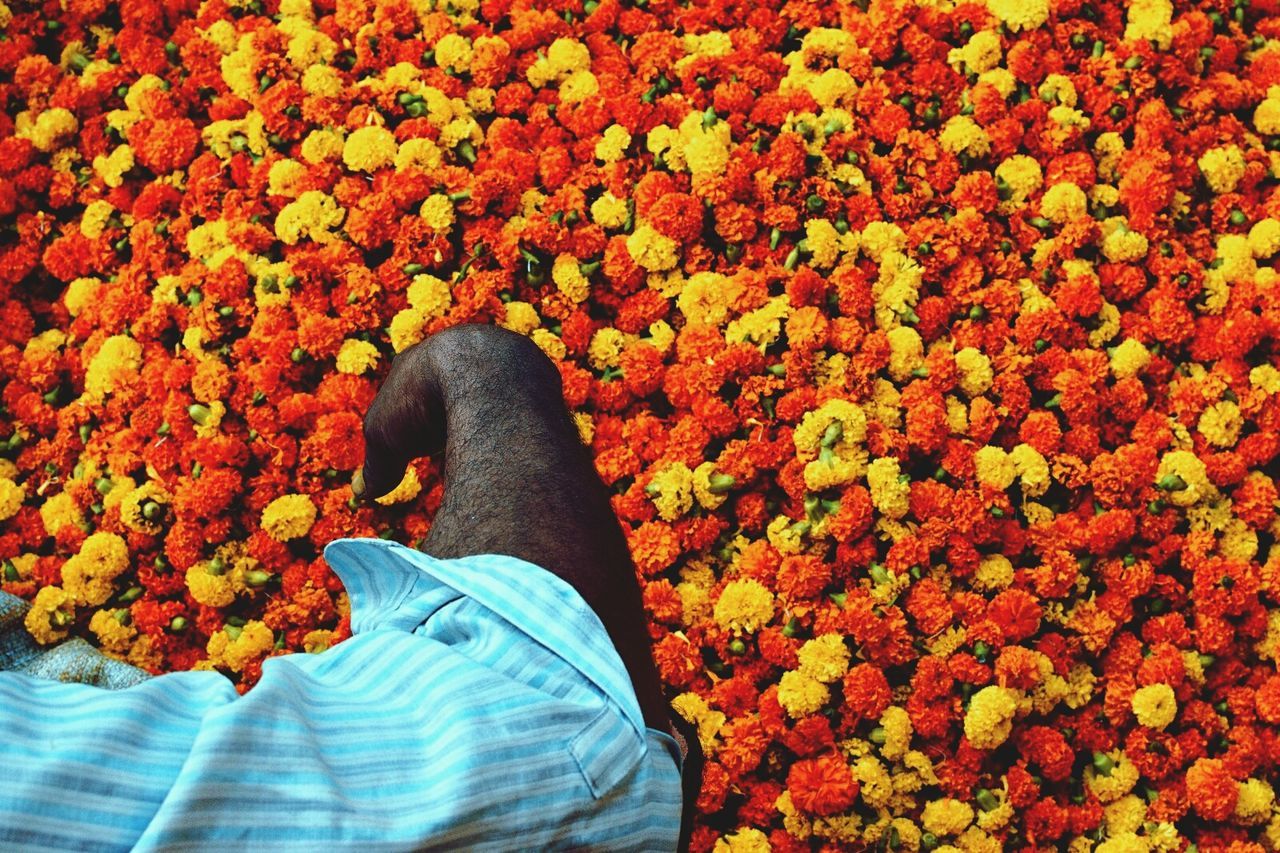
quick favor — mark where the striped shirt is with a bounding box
[0,538,684,851]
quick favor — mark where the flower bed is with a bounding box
[2,0,1280,848]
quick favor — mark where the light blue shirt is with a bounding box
[0,538,684,851]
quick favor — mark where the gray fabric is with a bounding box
[0,591,152,689]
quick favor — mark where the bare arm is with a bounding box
[352,325,702,848]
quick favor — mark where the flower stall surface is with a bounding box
[2,0,1280,849]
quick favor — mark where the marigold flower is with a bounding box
[61,532,130,607]
[714,578,775,634]
[25,586,76,645]
[963,685,1021,749]
[786,751,859,817]
[777,670,830,718]
[335,339,380,375]
[0,477,23,522]
[1125,0,1173,48]
[1197,145,1246,195]
[260,493,318,542]
[342,125,398,174]
[1131,683,1177,730]
[1185,758,1239,821]
[206,619,274,672]
[796,634,851,684]
[987,0,1049,32]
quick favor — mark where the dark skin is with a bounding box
[351,324,703,851]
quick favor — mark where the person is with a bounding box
[0,324,704,851]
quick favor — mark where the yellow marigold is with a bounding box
[89,608,136,654]
[553,254,590,304]
[404,273,450,318]
[25,586,75,645]
[61,532,129,607]
[301,128,345,163]
[303,629,335,653]
[84,334,143,398]
[777,670,830,718]
[419,194,455,231]
[206,619,275,672]
[590,192,629,229]
[0,477,23,522]
[974,554,1014,592]
[500,301,540,335]
[395,137,443,172]
[342,124,398,173]
[1102,794,1147,836]
[374,466,422,506]
[1095,832,1147,853]
[1102,225,1149,262]
[647,463,694,522]
[286,28,336,70]
[860,221,907,263]
[683,117,731,177]
[93,144,134,188]
[1215,232,1256,283]
[118,481,171,535]
[1038,74,1078,106]
[187,561,236,608]
[64,277,101,317]
[261,493,317,541]
[922,798,974,836]
[1010,444,1050,498]
[39,491,83,535]
[388,308,427,353]
[797,634,851,683]
[939,115,991,158]
[1254,95,1280,135]
[335,338,380,375]
[671,691,726,751]
[974,446,1016,490]
[726,297,789,349]
[433,33,472,71]
[267,158,309,198]
[949,30,1002,74]
[1155,450,1215,506]
[804,450,867,492]
[626,223,680,272]
[677,271,738,327]
[1236,778,1275,824]
[713,827,771,853]
[988,0,1048,30]
[714,578,775,633]
[594,124,631,163]
[1040,182,1087,223]
[1125,0,1174,49]
[692,461,731,511]
[17,107,78,152]
[1084,751,1139,802]
[963,685,1021,749]
[530,328,567,360]
[794,399,868,453]
[587,327,627,370]
[880,705,913,760]
[885,325,924,382]
[1248,218,1280,257]
[1198,400,1243,448]
[1131,683,1177,730]
[804,219,842,269]
[996,155,1044,200]
[1198,145,1246,194]
[1108,338,1151,379]
[866,457,910,520]
[1251,363,1280,394]
[79,199,114,239]
[275,190,344,245]
[954,347,993,397]
[807,67,856,110]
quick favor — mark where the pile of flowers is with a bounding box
[2,0,1280,847]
